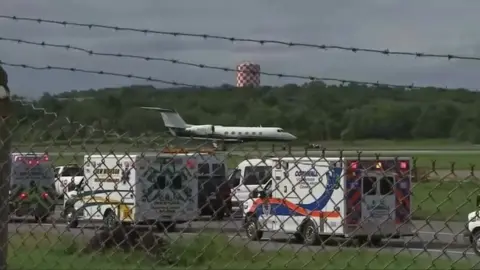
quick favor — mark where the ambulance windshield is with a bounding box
[243,166,272,185]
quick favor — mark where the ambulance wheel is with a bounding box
[64,208,79,228]
[67,219,79,229]
[302,220,321,245]
[103,209,118,229]
[369,236,383,247]
[214,209,225,220]
[245,216,263,241]
[472,231,480,256]
[293,232,304,243]
[355,236,368,247]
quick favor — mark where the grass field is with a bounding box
[11,139,480,170]
[8,232,475,269]
[13,138,480,150]
[412,181,480,221]
[25,149,480,171]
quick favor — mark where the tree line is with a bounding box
[9,82,480,144]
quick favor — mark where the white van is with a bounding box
[63,152,201,232]
[243,157,414,245]
[54,164,84,199]
[228,159,274,216]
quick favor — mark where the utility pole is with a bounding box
[0,64,11,270]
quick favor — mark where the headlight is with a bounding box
[469,212,480,222]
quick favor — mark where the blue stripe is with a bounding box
[256,167,342,216]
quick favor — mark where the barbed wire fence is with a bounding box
[1,14,480,270]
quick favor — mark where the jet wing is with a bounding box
[176,136,241,142]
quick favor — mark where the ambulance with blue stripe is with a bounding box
[243,157,414,245]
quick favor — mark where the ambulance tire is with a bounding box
[103,209,119,229]
[245,216,263,241]
[293,233,304,243]
[368,236,383,247]
[472,230,480,256]
[67,218,79,229]
[213,209,225,220]
[302,220,321,246]
[64,208,79,228]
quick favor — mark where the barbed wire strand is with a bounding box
[1,15,480,61]
[0,60,200,88]
[0,36,421,88]
[0,59,459,90]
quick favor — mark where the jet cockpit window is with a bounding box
[277,129,284,132]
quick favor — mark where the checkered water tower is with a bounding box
[236,62,261,87]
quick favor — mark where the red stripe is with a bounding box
[248,198,341,218]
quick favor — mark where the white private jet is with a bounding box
[140,107,297,144]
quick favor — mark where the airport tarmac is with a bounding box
[7,208,478,263]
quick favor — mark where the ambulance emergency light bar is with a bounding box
[14,154,49,165]
[348,159,410,171]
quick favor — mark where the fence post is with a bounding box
[0,65,11,270]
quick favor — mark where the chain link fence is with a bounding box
[0,96,476,270]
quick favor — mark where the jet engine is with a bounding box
[187,125,215,135]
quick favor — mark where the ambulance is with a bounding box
[63,149,225,232]
[9,153,56,222]
[242,157,414,246]
[228,159,274,216]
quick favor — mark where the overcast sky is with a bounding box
[1,0,480,98]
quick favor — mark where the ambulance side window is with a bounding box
[244,166,272,185]
[380,177,394,195]
[171,174,182,189]
[362,177,377,195]
[155,175,166,189]
[198,163,210,176]
[212,164,225,176]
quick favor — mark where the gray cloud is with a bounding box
[1,0,480,97]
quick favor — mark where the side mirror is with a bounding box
[258,190,267,199]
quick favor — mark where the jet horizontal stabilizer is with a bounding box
[140,107,176,113]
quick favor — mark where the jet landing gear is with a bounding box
[212,142,227,151]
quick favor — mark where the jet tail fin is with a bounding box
[140,107,189,129]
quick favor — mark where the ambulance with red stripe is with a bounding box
[243,157,414,245]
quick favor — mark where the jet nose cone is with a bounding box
[290,134,297,140]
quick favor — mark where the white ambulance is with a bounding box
[228,159,274,216]
[9,153,56,222]
[63,149,225,231]
[242,157,414,246]
[464,198,480,255]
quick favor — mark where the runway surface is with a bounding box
[7,207,478,263]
